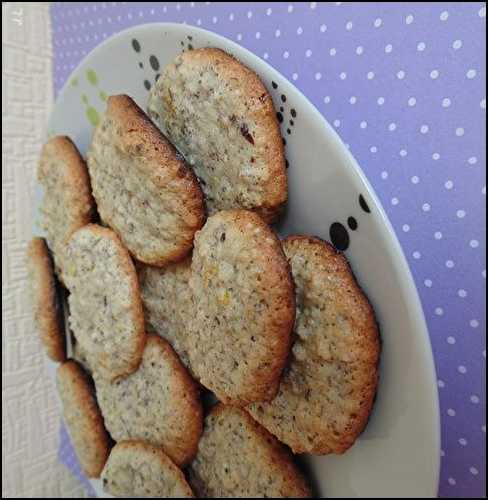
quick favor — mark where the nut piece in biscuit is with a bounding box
[57,360,110,478]
[101,441,194,498]
[148,48,287,222]
[188,404,311,498]
[87,94,205,266]
[95,334,203,467]
[188,209,295,405]
[26,237,66,362]
[63,224,145,381]
[249,236,380,454]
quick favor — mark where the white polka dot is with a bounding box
[266,7,272,15]
[445,180,454,189]
[323,96,331,104]
[370,146,377,153]
[333,119,341,128]
[470,395,480,404]
[446,260,455,268]
[470,467,479,476]
[320,24,327,32]
[435,307,444,315]
[442,98,451,108]
[346,21,353,30]
[422,203,431,212]
[433,152,441,160]
[405,14,414,24]
[287,4,293,13]
[459,438,468,446]
[413,251,421,259]
[400,149,408,157]
[447,409,456,417]
[367,71,375,80]
[453,39,463,50]
[377,97,385,105]
[374,18,382,28]
[296,26,303,35]
[254,31,260,39]
[482,270,486,278]
[196,18,201,25]
[434,231,443,239]
[247,10,253,18]
[408,97,416,106]
[411,175,419,184]
[397,70,406,80]
[356,46,364,55]
[389,123,397,132]
[456,210,466,219]
[381,171,388,179]
[212,16,217,23]
[310,2,317,8]
[340,72,347,80]
[483,186,487,195]
[430,69,440,79]
[483,425,486,433]
[458,364,467,374]
[292,73,298,81]
[391,197,399,206]
[329,47,337,56]
[360,121,367,129]
[438,379,445,388]
[315,72,322,80]
[470,239,479,248]
[349,96,357,104]
[447,335,456,344]
[385,44,393,53]
[480,6,486,17]
[468,156,478,165]
[402,224,410,232]
[448,477,456,486]
[417,42,426,51]
[466,69,477,79]
[440,11,449,21]
[237,33,242,41]
[283,51,289,59]
[275,29,281,37]
[420,125,429,134]
[263,52,269,60]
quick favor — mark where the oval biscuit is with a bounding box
[188,210,295,405]
[148,48,287,222]
[248,236,380,454]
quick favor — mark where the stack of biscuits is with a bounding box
[27,48,380,498]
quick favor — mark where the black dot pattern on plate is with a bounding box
[149,55,160,71]
[276,112,283,123]
[330,222,350,251]
[359,194,371,213]
[282,137,287,146]
[291,108,297,118]
[144,80,151,91]
[155,73,160,82]
[132,39,141,52]
[138,62,143,69]
[272,81,278,89]
[290,120,294,126]
[348,216,358,230]
[280,106,284,112]
[287,128,291,134]
[281,94,286,102]
[285,159,289,168]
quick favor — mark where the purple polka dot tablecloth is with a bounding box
[50,2,486,498]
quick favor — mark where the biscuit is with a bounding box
[148,48,287,222]
[101,441,194,498]
[248,236,380,454]
[38,136,95,278]
[26,237,66,362]
[57,360,110,478]
[188,210,295,405]
[188,404,311,498]
[87,94,205,266]
[94,334,202,466]
[63,224,145,381]
[137,258,192,371]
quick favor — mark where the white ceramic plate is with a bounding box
[38,23,440,498]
